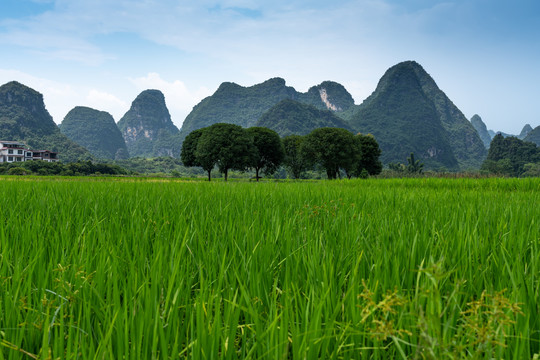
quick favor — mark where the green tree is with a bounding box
[301,127,358,179]
[282,135,309,179]
[355,133,383,176]
[8,167,27,175]
[195,123,256,181]
[181,128,206,167]
[521,163,540,177]
[406,153,424,173]
[246,127,284,181]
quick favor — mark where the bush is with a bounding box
[8,167,27,175]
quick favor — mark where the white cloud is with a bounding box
[85,90,129,120]
[130,73,212,128]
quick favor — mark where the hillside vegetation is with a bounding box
[256,99,354,136]
[0,81,92,162]
[347,61,486,170]
[60,106,129,160]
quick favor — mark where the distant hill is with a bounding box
[469,117,533,145]
[255,99,354,136]
[519,124,533,140]
[524,125,540,146]
[470,114,492,148]
[488,129,514,139]
[347,61,486,170]
[0,81,92,162]
[117,90,180,158]
[179,78,354,140]
[60,106,129,160]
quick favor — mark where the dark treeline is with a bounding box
[181,123,383,181]
[0,160,131,176]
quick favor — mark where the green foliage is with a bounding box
[256,99,354,137]
[301,127,358,179]
[60,106,129,160]
[112,157,203,176]
[358,168,369,179]
[355,133,383,176]
[407,152,424,173]
[117,90,180,158]
[7,166,27,175]
[481,134,540,176]
[246,127,284,180]
[195,123,256,181]
[180,128,205,167]
[388,162,406,172]
[282,135,309,179]
[0,160,130,176]
[0,81,93,162]
[521,163,540,177]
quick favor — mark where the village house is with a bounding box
[0,140,59,163]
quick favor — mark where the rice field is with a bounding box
[0,176,539,359]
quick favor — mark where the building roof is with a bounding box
[0,140,26,145]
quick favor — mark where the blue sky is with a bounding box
[0,0,539,134]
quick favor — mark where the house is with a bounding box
[0,140,59,163]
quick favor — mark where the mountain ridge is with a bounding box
[179,77,355,140]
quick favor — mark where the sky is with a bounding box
[0,0,539,134]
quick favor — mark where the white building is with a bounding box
[0,140,59,163]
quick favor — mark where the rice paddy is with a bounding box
[0,177,539,359]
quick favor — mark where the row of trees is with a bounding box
[0,160,130,176]
[181,123,382,181]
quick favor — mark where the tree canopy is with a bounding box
[282,135,309,179]
[355,134,383,176]
[194,123,256,181]
[300,127,359,179]
[246,127,284,181]
[180,128,205,168]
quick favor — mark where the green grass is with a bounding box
[0,177,539,359]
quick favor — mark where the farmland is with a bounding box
[0,177,539,359]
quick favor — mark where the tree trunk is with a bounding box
[326,168,334,179]
[224,169,228,181]
[256,167,260,182]
[207,170,211,181]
